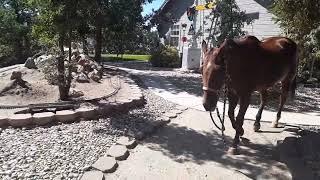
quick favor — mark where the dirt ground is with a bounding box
[0,65,121,116]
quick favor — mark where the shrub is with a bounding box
[149,46,180,68]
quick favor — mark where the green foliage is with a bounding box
[272,0,320,81]
[206,0,253,46]
[0,0,36,65]
[149,45,180,68]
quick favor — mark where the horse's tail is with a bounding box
[290,44,299,99]
[290,76,297,99]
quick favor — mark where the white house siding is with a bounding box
[160,0,281,50]
[236,0,281,39]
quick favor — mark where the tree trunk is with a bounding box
[82,36,89,55]
[59,33,65,56]
[14,39,24,64]
[309,56,315,79]
[67,30,72,89]
[94,16,102,63]
[57,55,68,100]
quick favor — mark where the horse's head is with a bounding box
[201,39,236,111]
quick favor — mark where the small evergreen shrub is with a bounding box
[149,46,180,68]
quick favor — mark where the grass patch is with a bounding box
[101,54,151,62]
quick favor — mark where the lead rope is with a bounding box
[209,84,227,145]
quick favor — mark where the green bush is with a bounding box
[149,46,180,68]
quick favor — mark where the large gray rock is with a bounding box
[34,55,55,69]
[0,116,8,127]
[88,70,101,82]
[24,58,37,69]
[8,114,32,127]
[55,110,78,123]
[76,73,90,83]
[75,107,96,119]
[32,112,55,126]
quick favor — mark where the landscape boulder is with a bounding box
[24,57,37,69]
[76,73,90,83]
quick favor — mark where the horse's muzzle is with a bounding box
[203,102,216,111]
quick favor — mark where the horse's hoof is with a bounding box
[227,147,240,155]
[253,122,261,132]
[240,137,250,145]
[271,121,278,128]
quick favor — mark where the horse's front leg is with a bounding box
[228,91,239,130]
[229,94,250,155]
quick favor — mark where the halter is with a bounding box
[202,86,219,93]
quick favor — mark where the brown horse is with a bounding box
[201,35,298,154]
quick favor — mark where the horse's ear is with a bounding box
[225,39,237,50]
[202,40,208,54]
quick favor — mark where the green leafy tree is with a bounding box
[30,0,83,100]
[206,0,253,46]
[104,0,153,56]
[272,0,320,81]
[0,0,35,65]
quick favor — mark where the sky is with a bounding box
[142,0,166,16]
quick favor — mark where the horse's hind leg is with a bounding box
[272,80,290,128]
[254,90,267,132]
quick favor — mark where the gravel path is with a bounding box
[0,87,176,180]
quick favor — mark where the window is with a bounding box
[170,37,179,47]
[170,24,180,36]
[172,25,180,30]
[171,31,179,36]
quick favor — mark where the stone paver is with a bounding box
[163,112,177,119]
[92,156,118,173]
[117,136,137,149]
[135,131,145,140]
[176,106,188,111]
[161,116,171,123]
[107,145,129,160]
[8,114,32,127]
[55,110,78,123]
[75,107,96,119]
[170,109,183,114]
[81,171,104,180]
[32,112,55,126]
[0,116,8,127]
